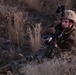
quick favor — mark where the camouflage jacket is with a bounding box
[55,23,76,51]
[42,22,76,51]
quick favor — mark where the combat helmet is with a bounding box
[62,10,76,23]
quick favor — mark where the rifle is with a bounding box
[25,33,58,62]
[0,34,58,72]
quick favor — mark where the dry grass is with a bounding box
[0,0,76,75]
[19,52,76,75]
[7,11,25,47]
[13,12,24,47]
[0,5,17,15]
[0,0,73,18]
[25,0,40,10]
[28,23,42,52]
[21,0,72,16]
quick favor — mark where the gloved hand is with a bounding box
[46,37,52,42]
[45,37,53,45]
[45,37,58,48]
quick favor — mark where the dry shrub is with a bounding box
[7,11,25,47]
[19,52,76,75]
[0,0,72,19]
[24,0,40,11]
[20,0,72,20]
[28,23,42,52]
[14,12,24,47]
[0,5,17,15]
[0,0,19,6]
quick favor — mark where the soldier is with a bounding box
[42,10,76,52]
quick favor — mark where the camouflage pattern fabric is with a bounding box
[42,22,76,52]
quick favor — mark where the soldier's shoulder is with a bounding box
[73,24,76,29]
[41,21,61,35]
[72,24,76,33]
[71,25,76,36]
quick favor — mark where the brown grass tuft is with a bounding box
[25,0,40,11]
[19,52,76,75]
[28,23,42,52]
[7,11,25,47]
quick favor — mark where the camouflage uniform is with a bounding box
[42,22,76,52]
[42,10,76,52]
[55,23,76,51]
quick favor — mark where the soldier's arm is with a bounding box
[41,26,55,36]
